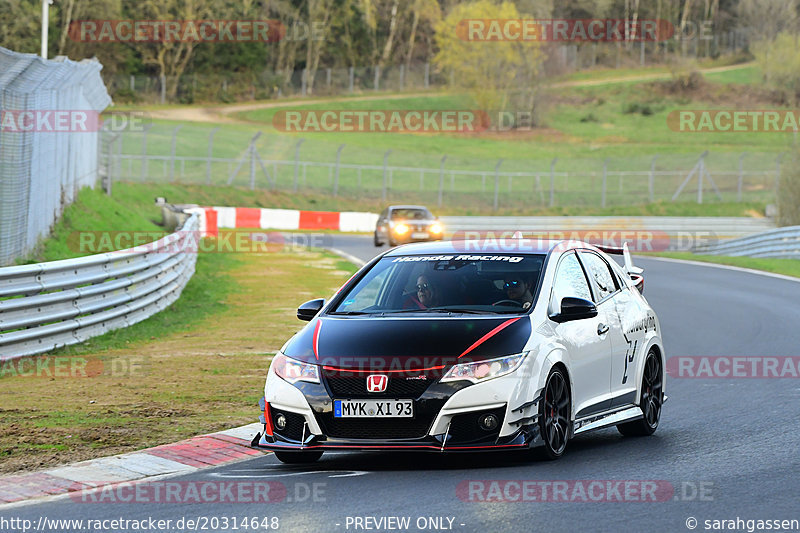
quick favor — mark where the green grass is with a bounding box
[651,252,800,278]
[15,186,243,356]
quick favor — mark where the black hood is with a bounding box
[283,315,532,374]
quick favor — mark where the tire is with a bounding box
[373,232,383,247]
[537,367,571,460]
[617,348,663,437]
[274,451,323,464]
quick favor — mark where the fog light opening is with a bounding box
[275,413,287,430]
[478,413,499,431]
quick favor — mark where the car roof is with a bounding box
[383,239,571,256]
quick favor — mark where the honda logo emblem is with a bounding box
[366,374,388,393]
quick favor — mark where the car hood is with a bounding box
[282,315,532,373]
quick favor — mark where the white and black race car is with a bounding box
[252,239,665,463]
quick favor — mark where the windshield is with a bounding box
[391,209,431,220]
[332,254,545,315]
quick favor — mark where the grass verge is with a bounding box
[1,185,358,474]
[649,252,800,278]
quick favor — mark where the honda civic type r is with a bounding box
[252,239,666,463]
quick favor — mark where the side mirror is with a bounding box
[550,297,598,323]
[630,274,644,294]
[297,298,325,321]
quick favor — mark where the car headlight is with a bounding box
[430,223,443,234]
[440,352,527,384]
[393,223,409,235]
[271,353,319,384]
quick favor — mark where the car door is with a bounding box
[549,251,613,418]
[577,250,636,408]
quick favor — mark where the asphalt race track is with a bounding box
[7,235,800,533]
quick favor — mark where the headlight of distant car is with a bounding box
[393,223,409,235]
[440,352,527,384]
[271,353,320,384]
[429,222,443,234]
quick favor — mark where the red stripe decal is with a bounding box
[458,318,522,359]
[313,321,322,360]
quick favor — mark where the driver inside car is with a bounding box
[503,275,534,309]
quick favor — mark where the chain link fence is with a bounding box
[0,46,111,266]
[101,124,780,211]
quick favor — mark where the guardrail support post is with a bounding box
[438,155,447,207]
[333,144,345,196]
[382,149,392,201]
[293,139,305,193]
[493,159,503,211]
[206,127,220,186]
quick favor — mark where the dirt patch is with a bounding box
[646,72,785,107]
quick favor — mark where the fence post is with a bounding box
[399,64,405,90]
[206,127,220,185]
[160,74,166,104]
[301,69,307,96]
[424,63,430,89]
[326,68,332,90]
[374,66,380,91]
[640,40,645,66]
[130,75,135,92]
[248,131,264,190]
[775,152,786,193]
[493,159,503,211]
[169,125,182,182]
[293,139,305,192]
[382,149,392,201]
[140,124,152,182]
[106,133,118,194]
[349,67,354,92]
[601,158,608,208]
[333,144,345,196]
[649,156,657,203]
[549,158,558,207]
[737,152,747,202]
[438,155,447,207]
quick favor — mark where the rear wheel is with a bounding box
[274,451,323,464]
[537,367,571,460]
[617,348,662,437]
[373,232,383,247]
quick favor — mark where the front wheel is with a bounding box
[537,367,571,460]
[274,451,323,464]
[617,348,663,437]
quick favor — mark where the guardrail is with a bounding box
[692,225,800,259]
[0,214,199,361]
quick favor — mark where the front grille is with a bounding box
[447,407,506,443]
[272,409,306,441]
[324,374,432,399]
[320,415,434,439]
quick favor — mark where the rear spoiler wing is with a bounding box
[595,243,645,293]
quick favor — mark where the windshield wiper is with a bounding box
[329,311,373,315]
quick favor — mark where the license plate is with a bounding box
[411,232,429,239]
[334,399,413,418]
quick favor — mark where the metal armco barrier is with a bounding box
[692,225,800,259]
[0,214,199,361]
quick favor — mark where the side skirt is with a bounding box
[573,405,643,435]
